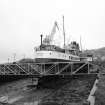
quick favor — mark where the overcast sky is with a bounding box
[0,0,105,63]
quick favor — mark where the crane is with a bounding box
[43,21,59,45]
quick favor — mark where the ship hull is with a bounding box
[35,51,80,63]
[35,58,71,63]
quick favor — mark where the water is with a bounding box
[0,75,97,105]
[24,101,38,105]
[0,95,23,103]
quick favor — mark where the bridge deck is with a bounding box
[0,61,100,76]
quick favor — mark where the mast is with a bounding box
[80,35,82,51]
[40,34,43,50]
[40,34,43,46]
[63,15,66,51]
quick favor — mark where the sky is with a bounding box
[0,0,105,63]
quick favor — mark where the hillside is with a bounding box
[84,47,105,61]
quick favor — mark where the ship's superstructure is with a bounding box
[34,16,92,63]
[34,41,80,62]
